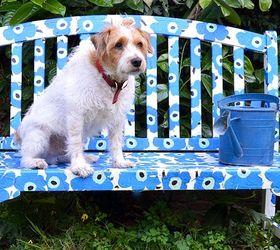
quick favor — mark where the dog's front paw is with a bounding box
[84,154,99,163]
[21,158,48,169]
[69,162,93,178]
[113,159,134,168]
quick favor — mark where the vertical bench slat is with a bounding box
[168,36,180,137]
[233,46,244,94]
[10,42,23,135]
[264,31,278,95]
[146,34,158,138]
[211,42,223,136]
[190,38,202,137]
[264,31,279,151]
[34,39,46,100]
[57,36,68,72]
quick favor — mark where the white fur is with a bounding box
[16,22,148,177]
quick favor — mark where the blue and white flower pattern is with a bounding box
[0,15,278,214]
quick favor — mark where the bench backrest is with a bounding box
[0,15,278,152]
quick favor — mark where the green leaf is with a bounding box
[9,2,40,26]
[244,55,254,75]
[223,58,233,74]
[255,68,264,83]
[223,0,240,8]
[31,0,45,7]
[42,0,66,16]
[2,10,15,25]
[126,0,144,12]
[143,0,153,8]
[243,0,254,9]
[157,84,168,102]
[87,0,113,7]
[259,0,272,12]
[199,0,212,9]
[214,0,241,25]
[201,73,212,97]
[245,74,257,83]
[0,2,22,12]
[201,51,212,71]
[158,53,168,73]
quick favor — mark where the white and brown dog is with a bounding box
[15,18,152,177]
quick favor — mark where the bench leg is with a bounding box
[262,189,276,229]
[263,189,276,218]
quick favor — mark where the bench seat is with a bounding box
[1,151,280,201]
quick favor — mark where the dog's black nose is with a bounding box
[131,58,142,68]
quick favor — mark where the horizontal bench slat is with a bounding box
[0,136,219,151]
[1,151,280,201]
[0,16,267,53]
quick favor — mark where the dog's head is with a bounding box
[91,18,152,80]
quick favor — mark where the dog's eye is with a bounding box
[115,42,123,49]
[137,42,143,48]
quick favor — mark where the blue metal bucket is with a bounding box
[215,93,279,165]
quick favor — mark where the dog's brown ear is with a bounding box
[137,29,153,54]
[91,28,111,55]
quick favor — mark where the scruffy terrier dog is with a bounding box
[15,18,152,177]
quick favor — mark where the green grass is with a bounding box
[0,191,279,250]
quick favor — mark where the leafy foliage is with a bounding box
[0,192,279,249]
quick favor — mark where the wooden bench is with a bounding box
[0,15,279,227]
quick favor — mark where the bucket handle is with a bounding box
[214,111,243,158]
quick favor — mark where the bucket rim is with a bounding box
[218,93,279,111]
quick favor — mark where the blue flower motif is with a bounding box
[196,22,228,41]
[118,168,161,191]
[0,189,10,202]
[153,138,186,150]
[162,170,190,190]
[77,17,95,33]
[0,171,16,189]
[1,153,20,168]
[46,172,69,190]
[147,107,157,133]
[194,170,224,190]
[189,138,211,150]
[236,31,264,50]
[71,170,113,190]
[44,18,72,36]
[224,168,262,189]
[0,170,20,202]
[15,171,45,191]
[3,23,37,41]
[150,18,188,36]
[125,137,149,150]
[265,169,280,191]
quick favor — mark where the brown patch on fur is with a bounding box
[91,26,128,73]
[122,19,134,27]
[135,28,153,54]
